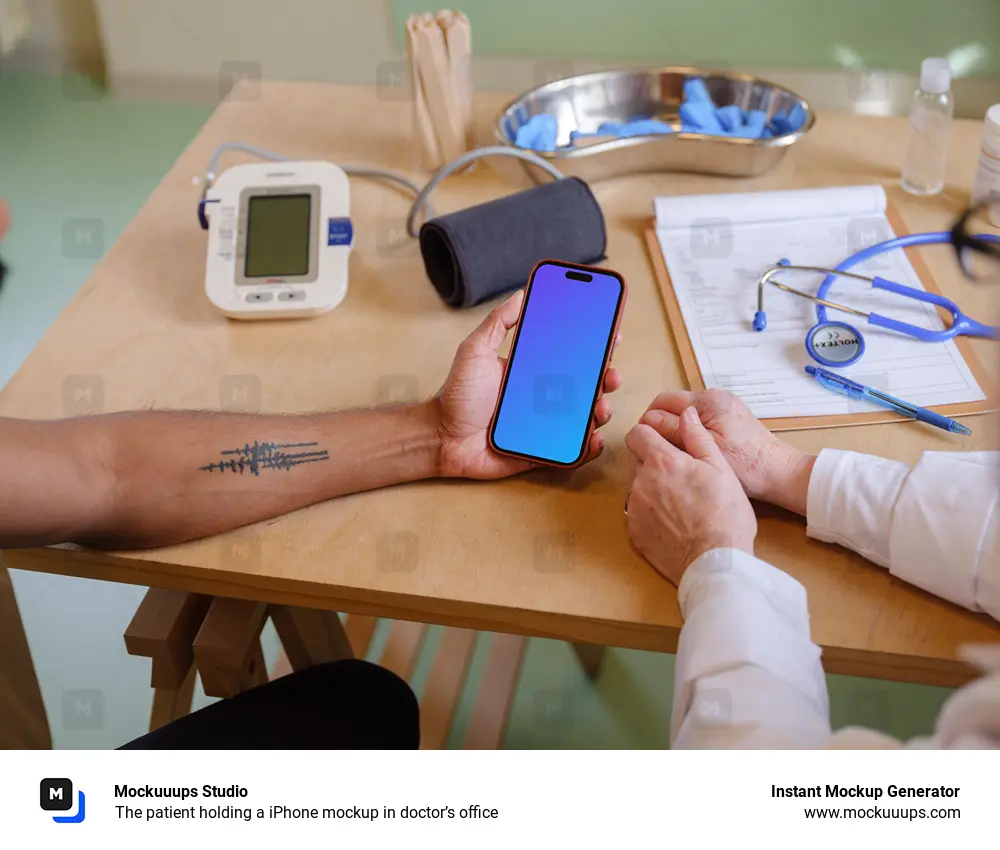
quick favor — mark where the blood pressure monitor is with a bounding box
[201,161,354,319]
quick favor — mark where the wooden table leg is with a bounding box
[0,560,51,748]
[378,620,427,681]
[193,598,269,699]
[420,628,476,750]
[465,633,528,750]
[344,615,378,657]
[124,589,212,687]
[571,642,607,681]
[149,665,197,732]
[124,588,212,732]
[269,605,353,671]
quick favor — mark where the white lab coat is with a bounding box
[671,449,1000,749]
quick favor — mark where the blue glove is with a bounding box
[683,78,714,104]
[730,109,767,138]
[768,103,807,137]
[614,118,674,137]
[787,102,807,131]
[514,114,559,152]
[716,104,744,132]
[679,100,725,134]
[769,110,792,135]
[578,119,673,141]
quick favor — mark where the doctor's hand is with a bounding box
[625,408,757,585]
[434,290,622,480]
[639,389,815,515]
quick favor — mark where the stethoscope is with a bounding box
[753,231,1000,368]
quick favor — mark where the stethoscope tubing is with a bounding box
[816,231,1000,330]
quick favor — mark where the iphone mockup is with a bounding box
[489,260,627,468]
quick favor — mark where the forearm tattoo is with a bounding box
[200,441,329,475]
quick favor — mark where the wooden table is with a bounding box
[2,82,998,688]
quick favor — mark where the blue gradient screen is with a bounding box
[491,264,623,465]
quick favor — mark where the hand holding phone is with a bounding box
[435,281,622,481]
[489,260,627,468]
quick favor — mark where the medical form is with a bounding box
[652,185,987,420]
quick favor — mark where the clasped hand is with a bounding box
[434,292,812,587]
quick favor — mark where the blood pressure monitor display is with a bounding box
[205,162,348,318]
[243,194,312,279]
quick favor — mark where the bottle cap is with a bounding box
[920,57,951,94]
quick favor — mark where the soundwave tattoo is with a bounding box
[200,441,329,475]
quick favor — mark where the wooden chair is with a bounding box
[125,590,605,749]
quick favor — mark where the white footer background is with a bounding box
[1,750,987,847]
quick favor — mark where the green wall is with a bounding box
[391,0,1000,75]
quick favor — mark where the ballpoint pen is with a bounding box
[804,365,972,435]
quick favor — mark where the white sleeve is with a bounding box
[671,548,832,748]
[807,449,1000,620]
[671,549,1000,750]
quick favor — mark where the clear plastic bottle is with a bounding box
[971,103,1000,226]
[901,58,954,196]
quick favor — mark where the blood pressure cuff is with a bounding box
[419,177,607,308]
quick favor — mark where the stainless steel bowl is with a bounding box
[494,66,816,182]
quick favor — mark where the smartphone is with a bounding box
[489,260,627,468]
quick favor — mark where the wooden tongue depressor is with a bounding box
[436,10,473,151]
[412,13,467,163]
[406,15,442,169]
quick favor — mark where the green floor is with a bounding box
[0,71,954,748]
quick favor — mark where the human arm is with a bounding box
[0,403,442,549]
[672,542,999,750]
[641,390,1000,621]
[625,408,833,748]
[0,291,620,550]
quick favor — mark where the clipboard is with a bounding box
[644,203,998,432]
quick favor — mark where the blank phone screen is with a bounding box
[491,264,623,465]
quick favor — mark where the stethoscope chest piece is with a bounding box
[806,321,865,368]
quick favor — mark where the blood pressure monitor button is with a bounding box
[245,292,273,303]
[278,291,307,302]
